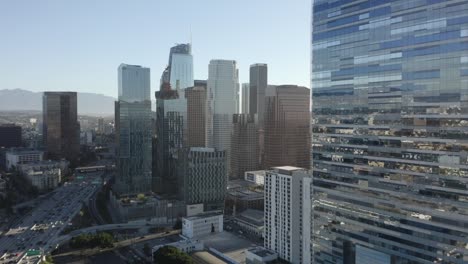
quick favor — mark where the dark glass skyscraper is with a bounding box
[0,124,22,148]
[154,83,184,195]
[231,113,259,178]
[42,92,80,162]
[311,1,468,263]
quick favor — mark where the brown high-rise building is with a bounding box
[264,85,310,169]
[231,114,259,179]
[186,82,207,147]
[43,92,80,162]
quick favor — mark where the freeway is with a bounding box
[88,189,106,225]
[0,172,103,264]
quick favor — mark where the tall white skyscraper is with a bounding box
[118,64,151,102]
[241,83,250,114]
[264,166,312,264]
[206,60,239,175]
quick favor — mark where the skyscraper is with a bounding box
[311,1,468,263]
[206,60,239,175]
[42,92,80,162]
[249,63,267,127]
[264,166,312,264]
[176,147,226,211]
[161,43,194,90]
[97,118,104,134]
[230,114,258,179]
[154,83,184,195]
[115,64,152,195]
[241,83,250,114]
[186,83,207,148]
[263,85,310,169]
[0,124,22,148]
[155,44,195,185]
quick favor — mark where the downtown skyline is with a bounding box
[0,0,310,97]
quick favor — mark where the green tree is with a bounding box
[153,246,194,264]
[69,232,114,249]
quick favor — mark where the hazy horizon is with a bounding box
[1,0,310,98]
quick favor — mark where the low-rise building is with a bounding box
[109,192,186,224]
[182,212,223,239]
[233,209,264,238]
[246,247,278,264]
[226,189,264,214]
[25,168,61,191]
[244,170,265,185]
[192,251,228,264]
[5,149,44,171]
[152,239,204,262]
[17,160,69,177]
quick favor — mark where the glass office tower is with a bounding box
[311,1,468,263]
[115,64,152,195]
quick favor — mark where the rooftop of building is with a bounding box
[191,251,227,264]
[190,147,215,152]
[247,247,277,258]
[239,209,263,221]
[245,170,266,176]
[118,63,145,68]
[152,238,202,250]
[43,91,77,95]
[250,63,267,67]
[201,231,256,264]
[27,168,60,175]
[270,166,308,176]
[0,123,20,128]
[6,148,43,155]
[227,179,259,190]
[227,189,263,200]
[272,166,304,171]
[235,209,264,226]
[184,211,223,221]
[18,160,67,166]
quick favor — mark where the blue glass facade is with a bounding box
[311,0,468,263]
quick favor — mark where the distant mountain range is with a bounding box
[0,89,116,116]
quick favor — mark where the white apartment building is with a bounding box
[264,166,312,264]
[206,60,239,175]
[5,149,44,171]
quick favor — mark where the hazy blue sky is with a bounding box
[1,0,310,97]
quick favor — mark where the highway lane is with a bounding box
[0,172,103,264]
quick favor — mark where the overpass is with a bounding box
[52,230,181,258]
[50,222,172,248]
